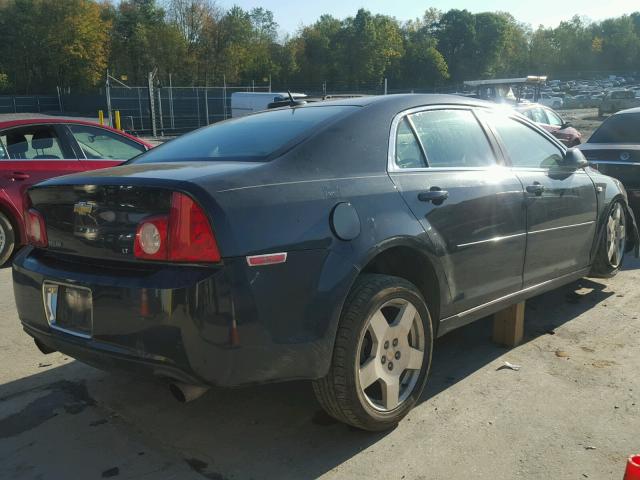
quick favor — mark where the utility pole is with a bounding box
[148,68,158,137]
[168,73,175,130]
[105,69,113,127]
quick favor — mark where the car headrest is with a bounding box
[32,130,54,149]
[6,133,29,154]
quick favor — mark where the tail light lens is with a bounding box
[25,208,48,247]
[134,192,220,263]
[134,216,168,260]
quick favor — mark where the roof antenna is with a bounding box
[285,89,307,108]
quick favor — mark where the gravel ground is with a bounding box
[1,252,639,479]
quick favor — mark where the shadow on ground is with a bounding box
[0,275,619,479]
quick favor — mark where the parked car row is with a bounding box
[520,74,640,115]
[8,94,639,432]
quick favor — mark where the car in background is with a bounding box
[579,107,640,216]
[0,118,152,265]
[599,90,640,116]
[12,94,638,431]
[538,93,564,109]
[515,103,582,147]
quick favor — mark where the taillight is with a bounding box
[133,192,220,263]
[25,209,48,247]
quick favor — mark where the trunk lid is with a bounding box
[580,145,640,189]
[29,184,172,262]
[28,161,262,262]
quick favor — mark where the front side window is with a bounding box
[132,106,357,164]
[69,125,146,160]
[488,114,563,169]
[589,113,640,144]
[1,126,66,160]
[403,109,496,168]
[545,109,564,127]
[528,108,547,124]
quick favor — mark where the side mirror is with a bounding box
[561,121,572,129]
[563,148,589,169]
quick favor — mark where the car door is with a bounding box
[388,106,526,316]
[64,124,148,170]
[0,124,81,226]
[484,112,597,287]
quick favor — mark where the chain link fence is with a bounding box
[107,85,272,136]
[0,95,62,114]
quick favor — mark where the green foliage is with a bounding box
[0,0,638,93]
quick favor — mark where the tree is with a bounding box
[435,9,477,81]
[0,0,110,92]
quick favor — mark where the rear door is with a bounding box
[484,112,597,287]
[64,124,148,170]
[0,124,81,222]
[388,106,526,316]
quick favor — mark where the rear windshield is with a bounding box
[589,113,640,144]
[131,106,357,163]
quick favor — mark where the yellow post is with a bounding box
[115,110,121,131]
[98,110,104,125]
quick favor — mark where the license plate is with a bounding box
[43,282,93,338]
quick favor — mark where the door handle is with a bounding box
[8,172,30,181]
[418,187,449,204]
[526,183,545,196]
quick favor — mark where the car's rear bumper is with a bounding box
[13,247,352,387]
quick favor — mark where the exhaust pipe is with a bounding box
[168,382,209,403]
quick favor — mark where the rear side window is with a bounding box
[404,109,496,168]
[132,106,357,163]
[488,114,563,168]
[68,125,146,160]
[589,113,640,144]
[395,118,426,169]
[0,126,67,160]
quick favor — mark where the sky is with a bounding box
[217,0,638,35]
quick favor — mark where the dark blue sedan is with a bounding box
[12,94,638,431]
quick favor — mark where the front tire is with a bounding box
[590,201,626,278]
[313,274,433,431]
[0,212,15,267]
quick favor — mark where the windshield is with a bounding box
[589,113,640,144]
[131,105,357,163]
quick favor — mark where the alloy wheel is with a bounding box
[0,222,5,253]
[356,298,425,412]
[607,203,626,268]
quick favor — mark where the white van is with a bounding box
[231,92,307,118]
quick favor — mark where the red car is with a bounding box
[515,103,582,147]
[0,118,152,265]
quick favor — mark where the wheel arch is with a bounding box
[353,237,450,333]
[0,197,23,245]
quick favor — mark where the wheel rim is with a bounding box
[0,222,5,253]
[356,298,425,412]
[606,203,626,268]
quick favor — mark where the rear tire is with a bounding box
[0,212,15,267]
[313,274,433,431]
[590,201,627,278]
